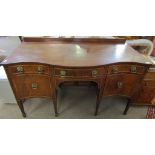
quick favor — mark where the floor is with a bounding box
[0,36,148,119]
[0,86,148,119]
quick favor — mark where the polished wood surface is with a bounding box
[1,39,153,117]
[1,42,152,67]
[23,37,126,43]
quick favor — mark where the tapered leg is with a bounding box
[53,100,58,117]
[123,99,131,115]
[53,89,58,117]
[17,99,26,118]
[19,36,23,42]
[94,88,101,116]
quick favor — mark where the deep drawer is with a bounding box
[11,74,52,99]
[103,74,143,97]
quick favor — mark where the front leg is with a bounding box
[17,99,26,118]
[94,88,102,116]
[53,88,58,117]
[123,98,131,115]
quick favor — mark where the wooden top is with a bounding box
[22,37,126,44]
[1,42,152,67]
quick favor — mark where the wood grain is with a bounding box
[1,38,154,117]
[1,42,152,67]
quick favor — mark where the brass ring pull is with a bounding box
[32,83,38,89]
[60,70,66,77]
[16,66,24,74]
[92,70,98,77]
[117,82,123,89]
[131,66,137,73]
[38,66,44,73]
[112,66,118,74]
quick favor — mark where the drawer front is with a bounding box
[54,67,106,77]
[7,64,50,75]
[11,75,52,99]
[108,64,146,74]
[103,74,142,97]
[144,71,155,80]
[143,80,155,87]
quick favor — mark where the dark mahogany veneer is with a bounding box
[1,37,155,117]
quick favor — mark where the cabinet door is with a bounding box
[103,74,142,97]
[11,75,52,99]
[135,80,155,105]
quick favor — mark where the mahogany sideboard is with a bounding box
[0,38,154,117]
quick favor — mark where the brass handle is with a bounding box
[38,66,44,73]
[60,70,66,77]
[117,82,123,89]
[112,66,118,74]
[32,83,38,89]
[16,66,23,74]
[92,70,98,77]
[131,66,137,73]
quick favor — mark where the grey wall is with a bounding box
[0,36,21,56]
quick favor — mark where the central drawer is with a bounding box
[54,67,107,77]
